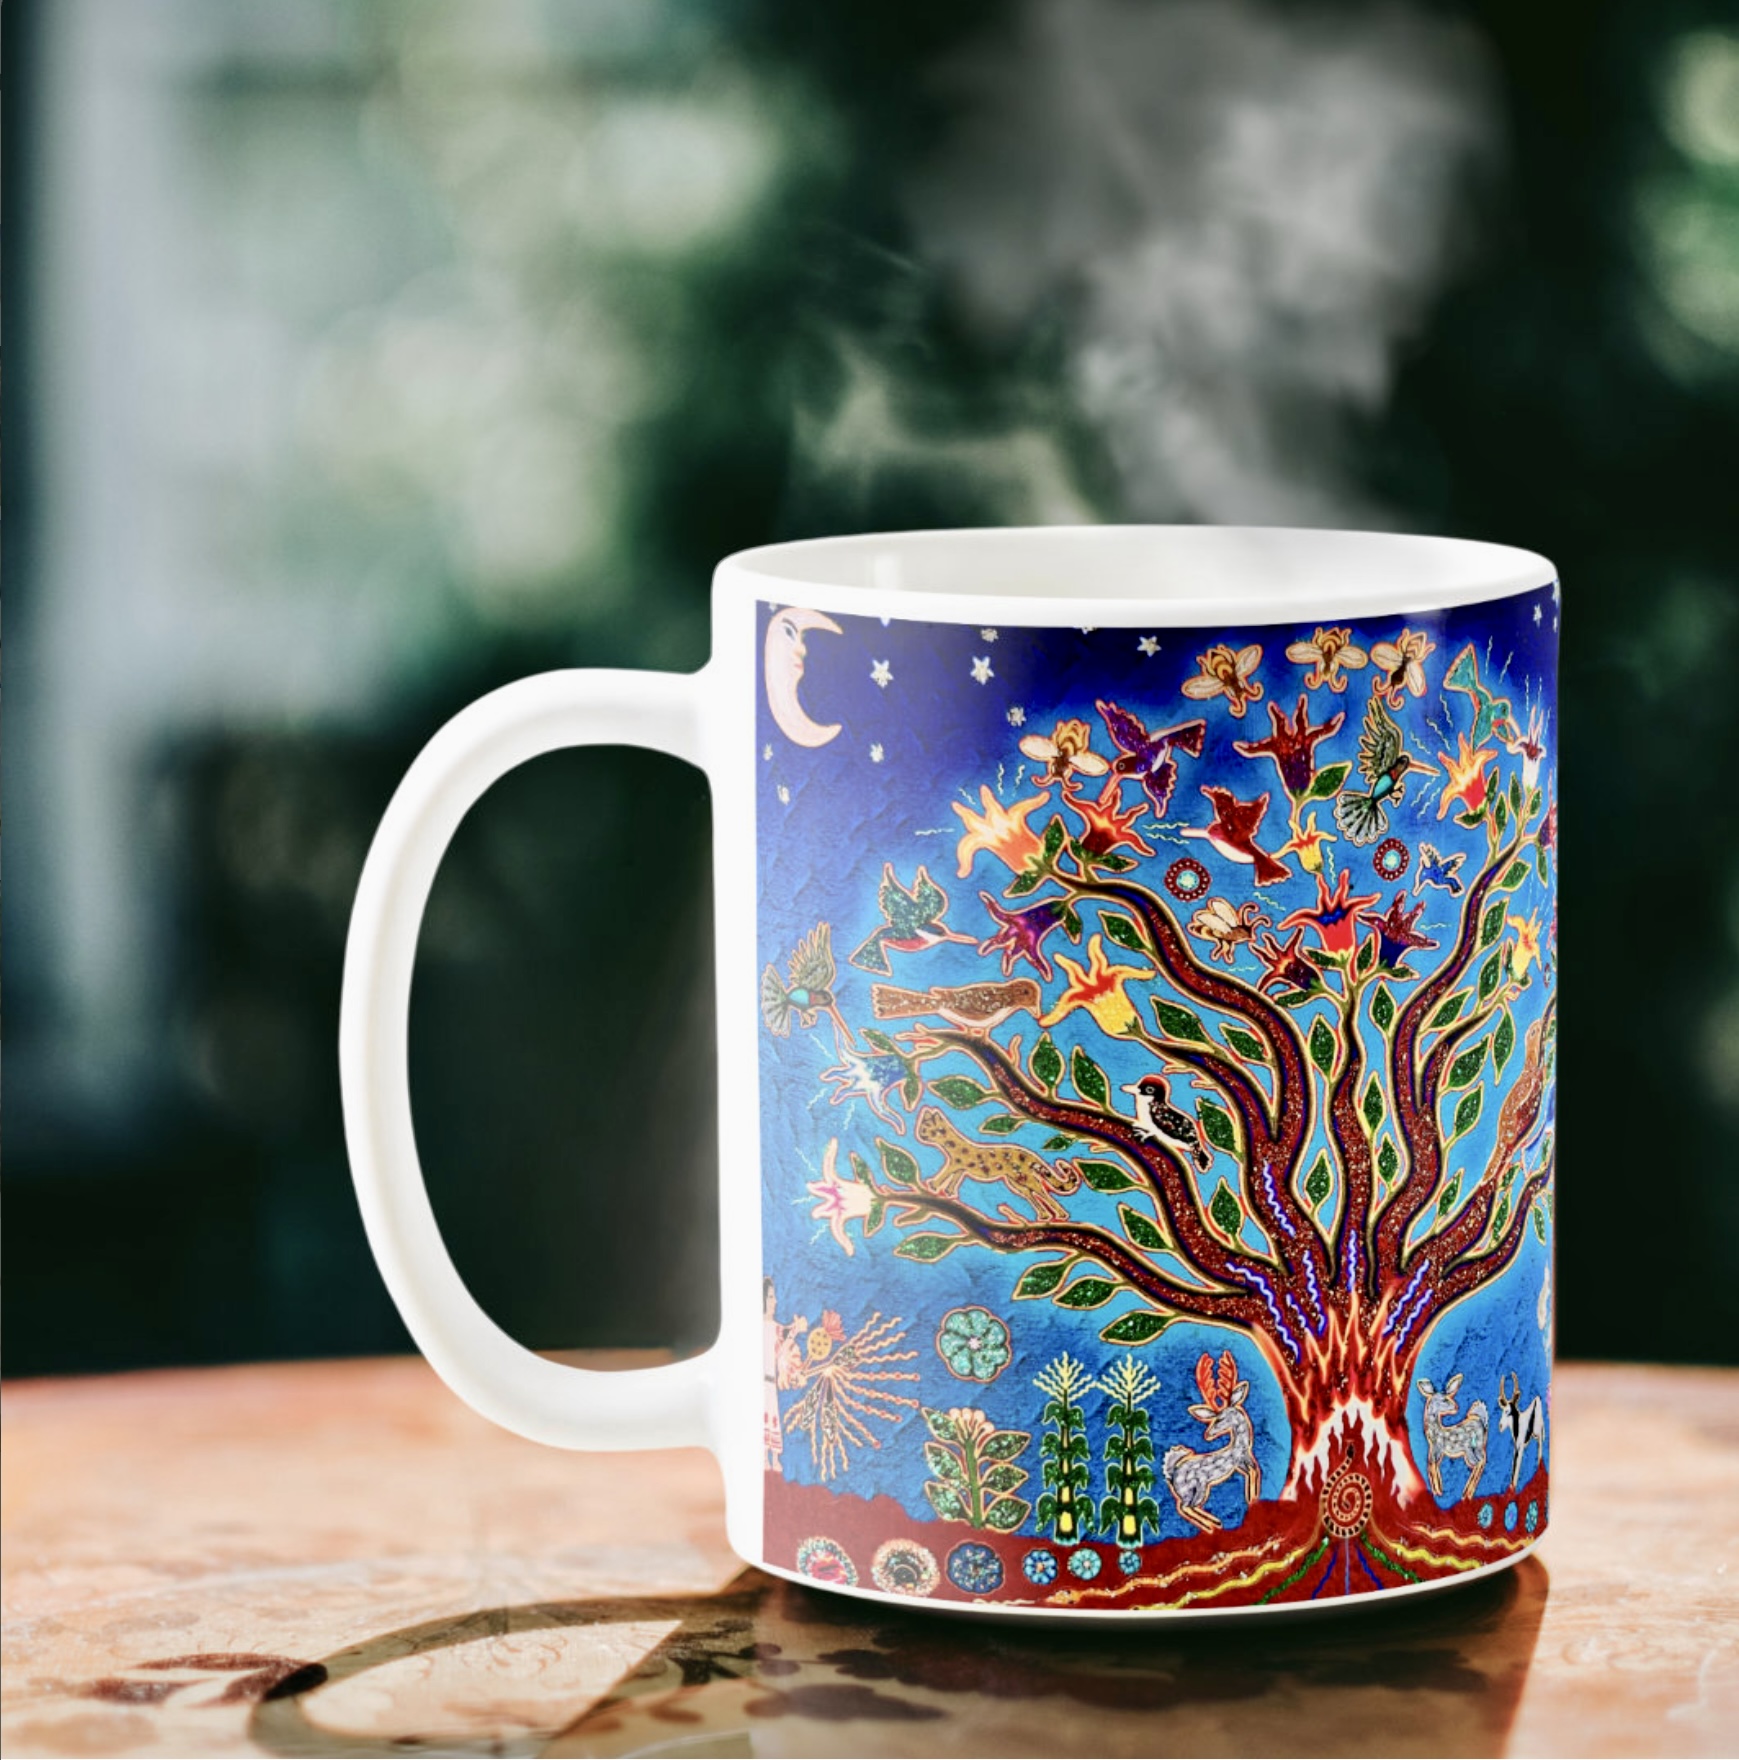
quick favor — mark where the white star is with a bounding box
[1533,604,1543,625]
[981,627,999,643]
[1007,705,1026,727]
[762,743,772,761]
[870,659,892,688]
[869,742,884,763]
[971,656,994,684]
[777,784,790,805]
[1079,625,1096,635]
[879,615,892,626]
[1138,635,1160,656]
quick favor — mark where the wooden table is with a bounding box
[2,1358,1734,1757]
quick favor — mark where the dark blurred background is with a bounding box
[6,0,1737,1377]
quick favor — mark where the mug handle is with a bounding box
[340,668,717,1453]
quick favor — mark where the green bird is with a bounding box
[761,923,855,1048]
[1333,698,1438,846]
[849,863,976,975]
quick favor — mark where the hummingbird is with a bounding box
[1332,697,1439,846]
[1123,1075,1213,1172]
[869,978,1040,1035]
[1182,787,1292,887]
[1415,841,1467,897]
[761,923,854,1047]
[1095,700,1208,817]
[1443,644,1520,748]
[849,864,977,975]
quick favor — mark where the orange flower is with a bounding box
[1038,934,1152,1037]
[1436,733,1497,820]
[952,785,1050,878]
[1182,643,1264,718]
[1508,911,1545,983]
[1276,809,1335,874]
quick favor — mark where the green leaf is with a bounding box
[1478,950,1505,1003]
[1377,1136,1400,1185]
[1494,1196,1511,1236]
[1493,1010,1516,1076]
[1480,903,1507,949]
[1099,1310,1172,1345]
[1119,1204,1167,1251]
[849,1151,874,1185]
[1153,998,1210,1043]
[1362,1077,1385,1132]
[983,1496,1030,1533]
[1451,1086,1483,1140]
[1509,775,1523,818]
[1273,989,1317,1010]
[1031,1035,1063,1093]
[1076,1159,1136,1193]
[1535,845,1551,885]
[1056,1277,1117,1309]
[1527,786,1543,822]
[925,1483,970,1523]
[924,1407,962,1444]
[862,1028,898,1055]
[980,1113,1024,1135]
[1531,1201,1549,1244]
[1098,853,1136,873]
[1304,1153,1333,1210]
[981,1429,1030,1462]
[1309,1017,1337,1074]
[1209,1180,1244,1239]
[1005,866,1045,897]
[1102,913,1146,954]
[931,1076,990,1110]
[1448,1040,1488,1090]
[1043,1134,1074,1151]
[1499,859,1530,890]
[982,1463,1028,1496]
[1429,990,1471,1029]
[864,1198,886,1236]
[1062,904,1084,938]
[896,1233,961,1262]
[879,1141,920,1186]
[1305,762,1351,801]
[1222,1025,1268,1062]
[1371,985,1396,1033]
[1013,1261,1069,1300]
[1492,793,1509,837]
[1197,1100,1237,1153]
[924,1441,966,1484]
[1355,934,1377,975]
[1042,817,1067,860]
[1437,1173,1463,1217]
[1071,1046,1109,1108]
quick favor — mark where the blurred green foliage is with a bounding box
[5,0,1737,1374]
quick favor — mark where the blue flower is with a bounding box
[1477,1502,1494,1530]
[1118,1548,1142,1575]
[947,1541,1005,1596]
[1504,1501,1518,1532]
[1525,1501,1539,1534]
[1067,1548,1102,1581]
[1021,1548,1058,1585]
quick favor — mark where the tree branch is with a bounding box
[1325,995,1378,1302]
[1427,1167,1551,1320]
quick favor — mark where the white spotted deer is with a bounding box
[1496,1373,1547,1491]
[1417,1372,1488,1500]
[1163,1350,1261,1533]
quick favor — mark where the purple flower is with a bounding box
[977,893,1077,981]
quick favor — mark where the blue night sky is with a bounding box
[756,584,1557,1537]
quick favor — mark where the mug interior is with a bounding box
[720,525,1554,626]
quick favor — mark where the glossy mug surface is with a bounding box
[342,527,1558,1619]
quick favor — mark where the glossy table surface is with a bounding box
[2,1356,1735,1757]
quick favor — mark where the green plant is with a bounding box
[1096,1355,1163,1547]
[920,1406,1032,1531]
[1033,1352,1095,1542]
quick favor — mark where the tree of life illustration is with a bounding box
[800,631,1556,1553]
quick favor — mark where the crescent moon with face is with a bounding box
[764,607,844,748]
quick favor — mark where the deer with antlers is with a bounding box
[1496,1372,1547,1492]
[1162,1350,1261,1534]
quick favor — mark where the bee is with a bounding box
[1369,628,1436,709]
[1018,717,1110,788]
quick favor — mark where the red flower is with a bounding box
[1279,869,1381,959]
[1233,695,1345,799]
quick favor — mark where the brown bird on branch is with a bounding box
[870,979,1040,1035]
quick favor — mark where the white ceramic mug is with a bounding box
[342,526,1558,1617]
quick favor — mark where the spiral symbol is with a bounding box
[1321,1463,1373,1539]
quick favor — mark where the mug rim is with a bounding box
[715,524,1556,628]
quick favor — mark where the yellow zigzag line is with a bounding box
[1406,1522,1533,1556]
[1050,1536,1300,1607]
[1372,1528,1528,1573]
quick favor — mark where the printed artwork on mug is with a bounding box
[756,590,1558,1610]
